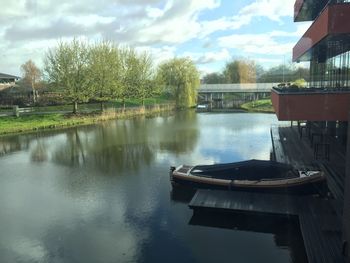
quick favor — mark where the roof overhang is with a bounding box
[294,0,329,22]
[293,3,350,62]
[0,73,20,80]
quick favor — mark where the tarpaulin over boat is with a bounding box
[190,159,298,180]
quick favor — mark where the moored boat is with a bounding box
[170,159,326,194]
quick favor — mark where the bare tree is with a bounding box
[21,60,41,103]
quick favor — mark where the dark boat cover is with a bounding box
[190,159,298,180]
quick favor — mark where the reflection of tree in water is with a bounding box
[0,111,189,175]
[158,110,199,154]
[88,119,154,173]
[53,128,88,167]
[52,112,199,173]
[30,137,48,162]
[0,135,31,156]
[52,119,154,174]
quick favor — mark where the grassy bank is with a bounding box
[0,96,170,113]
[0,104,174,136]
[240,99,274,113]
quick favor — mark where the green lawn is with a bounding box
[0,113,102,135]
[240,99,275,113]
[0,102,174,135]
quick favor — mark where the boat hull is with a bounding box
[170,165,327,195]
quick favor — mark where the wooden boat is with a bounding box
[170,159,326,194]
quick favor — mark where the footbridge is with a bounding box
[198,83,278,94]
[197,83,278,109]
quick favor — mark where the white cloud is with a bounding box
[68,15,115,27]
[135,45,177,65]
[255,57,284,63]
[218,23,310,56]
[238,0,295,22]
[1,0,296,45]
[0,0,305,75]
[269,22,312,37]
[199,17,250,38]
[146,7,165,18]
[198,0,297,38]
[182,49,231,64]
[129,0,221,44]
[219,34,294,55]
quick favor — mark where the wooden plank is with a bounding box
[189,189,298,216]
[272,125,346,200]
[271,126,287,163]
[321,163,345,202]
[297,196,343,263]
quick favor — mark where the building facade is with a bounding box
[0,73,19,90]
[272,1,350,261]
[272,0,350,122]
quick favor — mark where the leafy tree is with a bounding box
[89,41,122,111]
[223,59,257,83]
[120,48,139,109]
[158,58,199,108]
[258,64,309,83]
[136,52,154,106]
[202,72,225,84]
[45,39,93,113]
[293,67,310,82]
[258,64,293,83]
[119,48,155,108]
[255,64,265,80]
[20,60,42,103]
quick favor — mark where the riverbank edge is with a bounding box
[240,99,275,113]
[0,104,175,136]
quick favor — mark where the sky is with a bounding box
[0,0,311,77]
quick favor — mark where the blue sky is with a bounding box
[0,0,311,76]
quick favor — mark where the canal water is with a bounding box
[0,111,307,263]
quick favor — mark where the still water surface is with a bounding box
[0,111,307,263]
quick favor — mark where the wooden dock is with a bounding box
[186,124,347,263]
[270,125,319,170]
[189,189,344,263]
[271,125,345,213]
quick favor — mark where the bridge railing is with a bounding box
[198,83,280,93]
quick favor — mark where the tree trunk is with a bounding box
[32,89,36,104]
[100,91,104,112]
[73,101,78,114]
[100,101,104,112]
[32,80,36,104]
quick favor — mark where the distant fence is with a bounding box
[0,106,35,117]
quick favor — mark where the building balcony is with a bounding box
[293,3,350,62]
[271,87,350,121]
[294,0,329,22]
